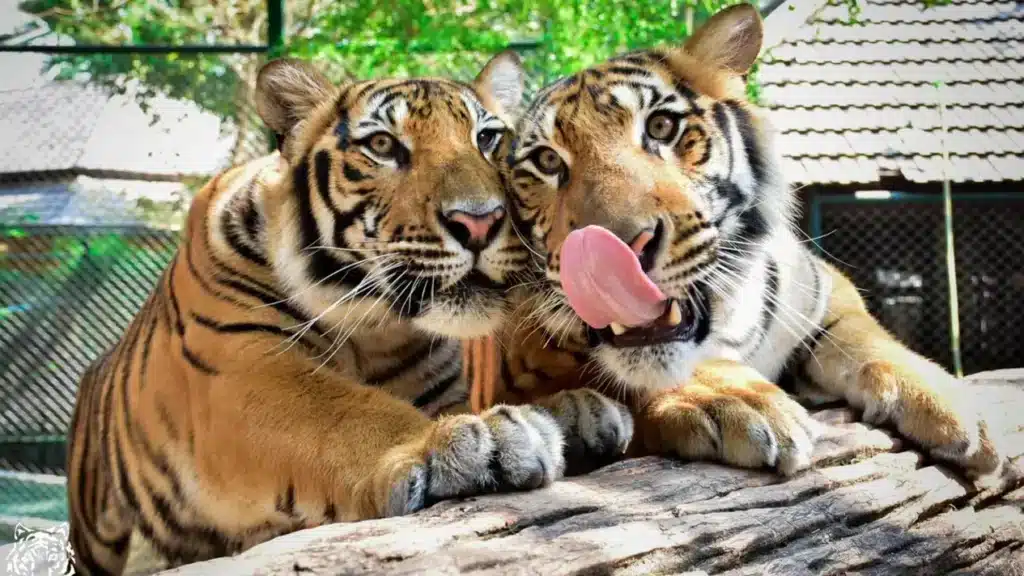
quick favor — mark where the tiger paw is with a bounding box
[534,388,634,476]
[380,405,565,517]
[855,360,1002,479]
[642,361,822,476]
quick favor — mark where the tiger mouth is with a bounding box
[586,284,711,348]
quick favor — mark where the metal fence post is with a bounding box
[936,81,964,378]
[268,0,285,57]
[266,0,286,152]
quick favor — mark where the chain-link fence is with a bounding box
[811,192,1024,377]
[1,226,180,474]
[0,42,271,480]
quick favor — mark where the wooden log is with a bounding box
[159,372,1024,576]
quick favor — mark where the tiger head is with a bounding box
[254,53,528,339]
[504,4,793,390]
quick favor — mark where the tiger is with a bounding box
[477,2,1004,480]
[64,53,633,576]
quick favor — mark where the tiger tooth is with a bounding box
[610,322,627,336]
[667,300,683,327]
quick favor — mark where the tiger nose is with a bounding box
[440,204,506,252]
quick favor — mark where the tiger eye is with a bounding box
[369,133,396,156]
[535,148,564,175]
[646,113,678,142]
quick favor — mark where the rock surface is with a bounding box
[161,372,1024,576]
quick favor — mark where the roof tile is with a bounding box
[761,0,1023,184]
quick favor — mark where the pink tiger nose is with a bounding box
[441,206,506,252]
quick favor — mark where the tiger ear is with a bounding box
[683,2,764,74]
[255,57,335,138]
[473,50,525,120]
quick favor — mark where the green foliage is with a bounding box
[18,0,944,147]
[19,0,260,120]
[19,0,743,122]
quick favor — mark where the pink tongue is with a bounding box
[560,226,667,329]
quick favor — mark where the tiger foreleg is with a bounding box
[798,261,1003,479]
[634,359,822,476]
[205,354,572,526]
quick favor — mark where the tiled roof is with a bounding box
[0,83,108,175]
[0,48,236,180]
[759,0,1024,185]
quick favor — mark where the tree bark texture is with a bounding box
[160,371,1024,576]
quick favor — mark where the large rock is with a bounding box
[161,372,1024,576]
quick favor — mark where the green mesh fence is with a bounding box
[810,192,1024,376]
[0,472,68,524]
[0,225,180,475]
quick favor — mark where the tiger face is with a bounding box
[255,53,528,339]
[504,5,793,390]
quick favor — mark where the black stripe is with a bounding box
[137,304,160,391]
[334,109,350,150]
[413,370,460,409]
[807,317,841,352]
[738,205,770,243]
[750,257,780,354]
[513,168,543,185]
[714,177,746,210]
[304,152,375,291]
[674,220,712,243]
[141,474,234,562]
[672,79,702,112]
[213,274,324,338]
[712,102,734,177]
[221,205,269,268]
[315,149,333,211]
[183,345,217,375]
[295,157,334,283]
[276,483,297,516]
[667,237,717,268]
[190,312,294,339]
[364,340,433,386]
[343,162,369,182]
[806,250,822,322]
[680,124,711,166]
[324,502,337,522]
[242,189,262,242]
[167,257,185,335]
[183,238,249,307]
[156,401,179,441]
[606,65,651,77]
[331,199,371,254]
[726,100,767,188]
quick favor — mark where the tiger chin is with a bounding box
[65,53,632,576]
[490,3,1004,481]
